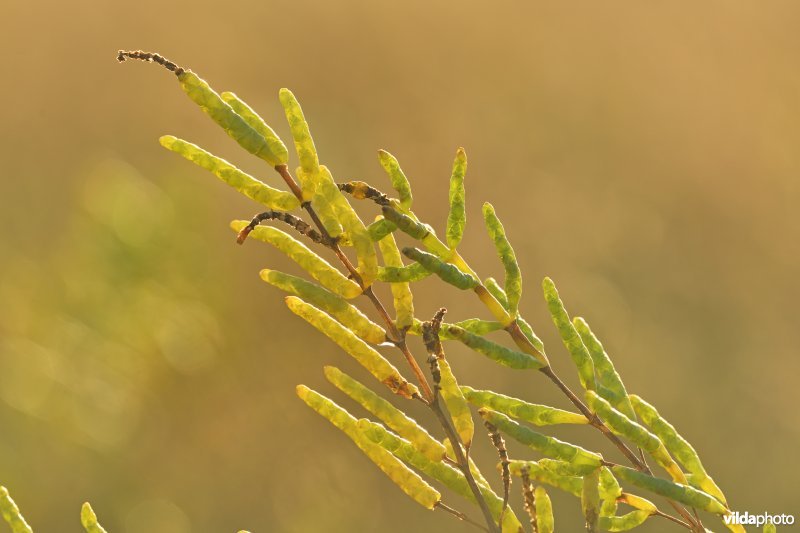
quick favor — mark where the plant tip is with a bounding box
[278,88,295,102]
[236,226,252,245]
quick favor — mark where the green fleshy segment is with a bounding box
[444,326,544,370]
[360,421,523,531]
[446,148,467,249]
[368,218,396,241]
[80,502,108,533]
[599,510,652,532]
[534,486,554,533]
[220,91,289,164]
[461,387,588,426]
[630,394,727,504]
[324,366,444,461]
[297,386,440,509]
[438,359,474,448]
[286,297,417,399]
[574,317,635,419]
[610,466,728,515]
[176,70,287,166]
[482,203,522,315]
[260,269,385,343]
[0,486,33,533]
[377,263,432,283]
[230,221,361,299]
[542,277,596,391]
[378,150,412,210]
[402,248,479,290]
[376,229,415,329]
[481,410,602,467]
[587,391,686,483]
[160,136,298,210]
[582,468,601,533]
[484,278,545,353]
[279,88,319,177]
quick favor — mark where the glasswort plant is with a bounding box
[0,50,766,533]
[111,50,743,533]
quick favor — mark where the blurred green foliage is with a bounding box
[1,1,799,531]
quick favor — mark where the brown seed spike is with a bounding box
[427,354,441,397]
[238,210,327,246]
[422,308,447,358]
[422,308,448,401]
[338,181,392,206]
[520,466,538,532]
[484,420,511,526]
[116,49,185,75]
[236,226,253,245]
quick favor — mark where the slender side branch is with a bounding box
[653,509,694,530]
[435,501,490,532]
[338,181,393,206]
[484,420,512,528]
[520,466,538,532]
[236,210,328,245]
[538,365,643,468]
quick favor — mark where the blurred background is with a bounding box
[1,1,799,531]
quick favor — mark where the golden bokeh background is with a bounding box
[1,1,798,531]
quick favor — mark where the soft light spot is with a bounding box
[125,499,191,533]
[0,337,56,414]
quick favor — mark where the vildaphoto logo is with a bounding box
[724,511,795,526]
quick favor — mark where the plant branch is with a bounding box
[653,509,694,530]
[435,501,490,532]
[274,165,433,398]
[371,204,702,531]
[508,323,701,530]
[270,164,498,532]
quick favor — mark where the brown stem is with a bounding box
[692,508,704,531]
[275,164,305,201]
[396,337,434,402]
[435,501,490,532]
[538,365,644,468]
[653,509,694,530]
[664,500,702,532]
